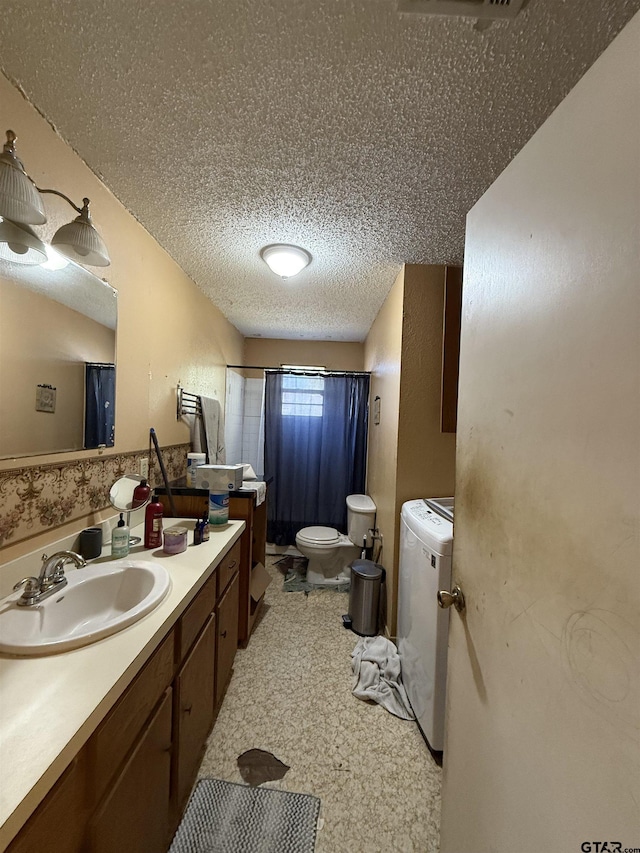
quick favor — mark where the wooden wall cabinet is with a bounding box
[8,541,241,853]
[441,265,463,434]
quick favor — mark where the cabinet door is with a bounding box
[216,571,239,706]
[7,753,89,853]
[89,688,173,853]
[90,631,174,806]
[173,614,216,816]
[217,539,241,598]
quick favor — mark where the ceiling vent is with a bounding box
[397,0,526,21]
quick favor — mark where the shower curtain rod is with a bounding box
[227,365,371,377]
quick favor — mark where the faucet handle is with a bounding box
[13,577,41,602]
[51,565,65,583]
[14,576,39,591]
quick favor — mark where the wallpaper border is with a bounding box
[0,444,190,549]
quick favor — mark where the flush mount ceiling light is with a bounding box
[0,217,47,265]
[0,130,110,267]
[260,244,311,279]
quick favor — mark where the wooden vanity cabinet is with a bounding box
[89,689,173,853]
[6,753,89,853]
[216,571,239,706]
[7,537,242,853]
[172,613,216,820]
[157,485,268,647]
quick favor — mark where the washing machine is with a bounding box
[397,498,454,753]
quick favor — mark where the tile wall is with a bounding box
[224,370,245,465]
[241,378,265,476]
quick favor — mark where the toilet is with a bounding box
[295,494,376,586]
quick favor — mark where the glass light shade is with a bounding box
[260,244,311,278]
[51,217,110,267]
[0,217,47,265]
[0,132,47,225]
[41,244,70,270]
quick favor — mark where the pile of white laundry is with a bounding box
[351,635,415,720]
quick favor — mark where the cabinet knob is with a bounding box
[183,704,192,715]
[221,630,227,639]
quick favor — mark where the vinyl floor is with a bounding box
[198,556,442,853]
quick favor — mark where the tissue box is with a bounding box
[194,464,244,491]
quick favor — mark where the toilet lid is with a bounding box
[297,526,340,545]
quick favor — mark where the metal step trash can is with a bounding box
[347,559,385,636]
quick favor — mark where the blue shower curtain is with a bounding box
[265,371,369,545]
[84,363,116,448]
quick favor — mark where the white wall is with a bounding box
[441,13,640,853]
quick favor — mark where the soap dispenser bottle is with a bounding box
[144,493,164,549]
[112,513,130,558]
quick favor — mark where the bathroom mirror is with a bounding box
[109,475,149,512]
[110,475,149,545]
[0,251,117,460]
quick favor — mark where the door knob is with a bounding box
[437,585,465,613]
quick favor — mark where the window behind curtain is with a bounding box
[265,371,369,546]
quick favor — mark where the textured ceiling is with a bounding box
[1,0,638,341]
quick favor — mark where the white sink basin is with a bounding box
[0,560,172,656]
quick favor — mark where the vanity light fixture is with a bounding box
[0,130,110,267]
[260,243,311,279]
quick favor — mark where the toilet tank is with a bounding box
[346,494,376,546]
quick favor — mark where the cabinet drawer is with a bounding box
[90,630,174,804]
[217,539,240,598]
[178,569,217,660]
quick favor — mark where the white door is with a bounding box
[439,18,640,853]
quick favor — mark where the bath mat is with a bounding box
[169,778,320,853]
[276,555,350,593]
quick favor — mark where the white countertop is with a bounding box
[0,518,245,850]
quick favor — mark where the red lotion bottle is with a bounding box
[144,493,164,549]
[132,478,150,509]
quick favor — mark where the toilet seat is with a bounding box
[296,526,340,546]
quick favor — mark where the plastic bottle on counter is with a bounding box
[132,478,150,508]
[209,490,229,526]
[144,494,164,549]
[201,511,210,542]
[186,452,206,487]
[111,513,130,558]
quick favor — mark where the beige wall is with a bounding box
[364,265,457,634]
[1,281,115,457]
[397,265,457,502]
[244,338,364,372]
[364,267,404,629]
[0,73,242,463]
[441,14,640,852]
[0,73,243,558]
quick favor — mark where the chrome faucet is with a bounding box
[14,551,87,606]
